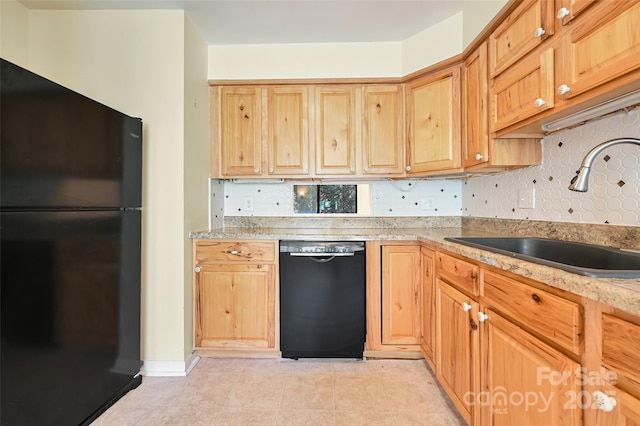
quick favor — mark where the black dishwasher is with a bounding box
[279,241,366,359]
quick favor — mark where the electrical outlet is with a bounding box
[243,197,254,211]
[518,189,535,209]
[421,197,435,210]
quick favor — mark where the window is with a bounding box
[294,184,358,214]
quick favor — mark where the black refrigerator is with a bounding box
[0,58,143,425]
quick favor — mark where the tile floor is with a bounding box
[92,357,465,425]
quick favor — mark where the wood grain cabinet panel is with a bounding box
[482,270,582,355]
[558,0,640,101]
[405,66,462,175]
[480,309,582,426]
[362,85,404,175]
[420,246,436,366]
[194,240,277,352]
[219,87,262,176]
[489,0,555,77]
[490,47,555,133]
[314,86,357,175]
[267,86,309,176]
[381,245,421,345]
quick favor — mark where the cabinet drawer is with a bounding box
[435,251,479,296]
[482,270,582,354]
[602,314,640,386]
[195,240,277,263]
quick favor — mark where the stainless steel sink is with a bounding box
[444,237,640,278]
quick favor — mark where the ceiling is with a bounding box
[18,0,466,45]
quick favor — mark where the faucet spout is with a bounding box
[569,137,640,192]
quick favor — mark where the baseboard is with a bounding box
[141,352,200,377]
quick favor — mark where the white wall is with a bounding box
[1,1,210,371]
[463,109,640,226]
[462,0,509,47]
[182,16,210,360]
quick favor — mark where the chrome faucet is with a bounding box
[569,137,640,192]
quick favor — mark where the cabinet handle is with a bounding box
[475,153,484,161]
[534,98,546,108]
[461,302,472,312]
[534,27,546,38]
[364,167,370,172]
[557,7,570,19]
[194,266,202,273]
[478,312,489,322]
[350,167,355,173]
[557,84,571,95]
[405,166,411,172]
[254,168,260,174]
[269,168,274,173]
[593,391,617,412]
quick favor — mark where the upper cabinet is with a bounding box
[489,0,556,78]
[217,87,263,177]
[267,86,309,176]
[464,41,542,171]
[557,0,640,101]
[405,66,462,176]
[314,86,358,175]
[362,85,405,176]
[489,0,640,136]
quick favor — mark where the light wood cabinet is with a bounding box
[593,382,640,425]
[362,85,404,176]
[267,86,309,176]
[381,245,421,345]
[217,87,263,177]
[556,0,599,27]
[463,41,542,171]
[557,0,640,102]
[490,47,555,133]
[420,246,436,367]
[480,308,582,426]
[405,66,462,176]
[365,241,422,357]
[436,279,479,425]
[489,0,556,78]
[194,240,277,353]
[314,86,358,175]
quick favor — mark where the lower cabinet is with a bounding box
[480,309,582,426]
[365,241,422,357]
[436,280,479,424]
[593,382,640,425]
[194,240,277,353]
[420,246,436,366]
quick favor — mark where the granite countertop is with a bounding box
[190,226,640,316]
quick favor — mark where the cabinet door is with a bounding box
[558,0,640,101]
[362,85,404,175]
[489,0,555,77]
[593,382,640,426]
[420,247,436,365]
[220,87,263,176]
[314,86,357,175]
[406,66,462,175]
[557,0,600,27]
[463,41,489,168]
[490,47,555,133]
[267,86,309,176]
[381,245,421,345]
[196,263,275,348]
[436,280,478,424]
[481,309,581,426]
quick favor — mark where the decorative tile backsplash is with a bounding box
[219,179,462,218]
[211,107,640,227]
[462,108,640,226]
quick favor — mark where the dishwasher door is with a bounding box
[279,244,366,359]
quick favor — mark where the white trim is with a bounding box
[141,353,200,377]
